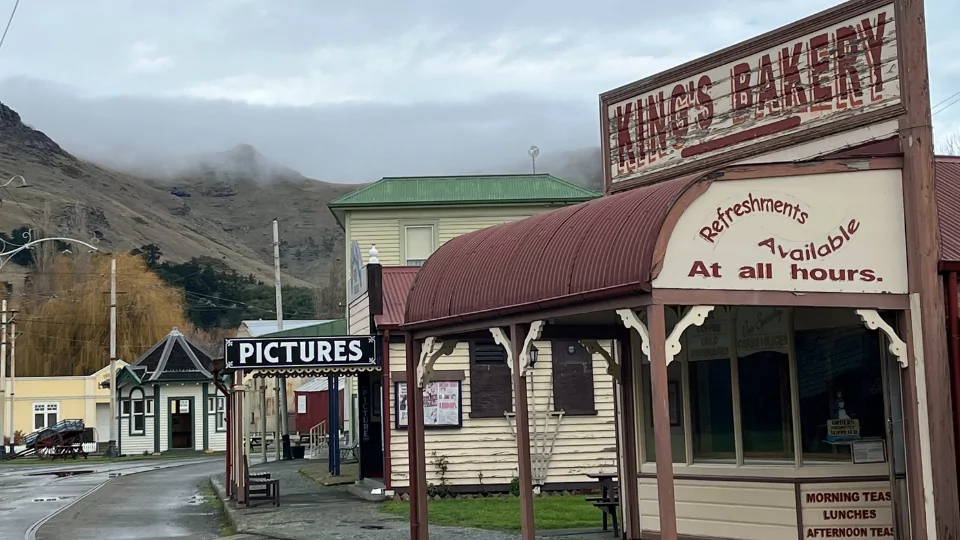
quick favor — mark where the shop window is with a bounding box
[403,225,435,266]
[469,340,512,418]
[551,341,596,415]
[642,361,686,463]
[129,388,146,436]
[795,323,886,461]
[689,358,735,461]
[33,403,59,430]
[739,351,794,461]
[637,306,890,467]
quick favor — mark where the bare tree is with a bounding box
[937,132,960,156]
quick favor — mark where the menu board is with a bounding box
[686,309,732,361]
[395,380,462,429]
[800,481,895,538]
[736,306,790,355]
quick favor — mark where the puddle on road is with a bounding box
[25,470,94,478]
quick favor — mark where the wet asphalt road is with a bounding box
[33,461,223,540]
[0,459,223,540]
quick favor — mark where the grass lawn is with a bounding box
[381,495,600,531]
[299,461,359,486]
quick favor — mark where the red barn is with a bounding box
[294,377,346,434]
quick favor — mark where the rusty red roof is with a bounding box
[937,156,960,263]
[404,175,699,327]
[376,266,419,328]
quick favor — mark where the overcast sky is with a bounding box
[0,0,957,183]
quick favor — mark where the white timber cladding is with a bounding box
[638,477,797,539]
[119,385,155,455]
[349,293,370,336]
[388,341,618,488]
[605,4,899,184]
[344,205,554,271]
[155,384,206,452]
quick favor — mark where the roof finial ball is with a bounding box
[369,245,379,265]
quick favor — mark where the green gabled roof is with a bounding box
[328,174,599,211]
[259,318,347,338]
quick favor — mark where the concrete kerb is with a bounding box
[209,477,251,539]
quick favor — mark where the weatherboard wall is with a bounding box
[119,385,156,455]
[386,341,618,489]
[344,204,571,279]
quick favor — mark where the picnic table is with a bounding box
[586,472,620,536]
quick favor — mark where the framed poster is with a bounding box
[395,380,463,429]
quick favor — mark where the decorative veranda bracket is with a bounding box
[616,309,650,357]
[492,321,546,377]
[855,309,908,368]
[417,337,458,388]
[665,306,714,366]
[580,339,620,382]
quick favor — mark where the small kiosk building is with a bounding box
[396,1,959,539]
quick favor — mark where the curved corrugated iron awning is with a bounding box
[404,174,703,327]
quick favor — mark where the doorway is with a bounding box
[169,398,194,450]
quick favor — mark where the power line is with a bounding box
[0,0,20,54]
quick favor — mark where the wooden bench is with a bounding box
[242,456,279,507]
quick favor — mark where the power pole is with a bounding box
[274,219,291,460]
[7,315,15,448]
[0,299,6,459]
[106,257,119,458]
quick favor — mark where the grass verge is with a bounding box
[299,461,359,486]
[381,495,600,531]
[200,480,236,537]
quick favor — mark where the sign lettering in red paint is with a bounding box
[654,171,908,294]
[606,5,899,184]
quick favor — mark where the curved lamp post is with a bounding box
[0,175,28,189]
[0,229,100,271]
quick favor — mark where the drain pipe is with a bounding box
[946,271,960,474]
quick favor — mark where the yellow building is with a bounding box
[328,173,612,491]
[5,361,126,447]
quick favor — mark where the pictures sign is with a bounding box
[224,336,378,371]
[604,5,899,186]
[395,381,462,429]
[653,170,908,294]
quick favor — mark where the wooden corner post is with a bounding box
[509,323,537,540]
[646,304,678,540]
[405,334,428,540]
[896,0,960,537]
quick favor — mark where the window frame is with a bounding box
[398,220,439,266]
[467,340,513,419]
[32,402,60,431]
[638,307,889,469]
[208,393,227,433]
[550,340,598,416]
[129,387,147,436]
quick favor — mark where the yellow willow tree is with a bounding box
[17,253,191,377]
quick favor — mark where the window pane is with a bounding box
[405,226,434,262]
[121,401,130,415]
[642,361,685,463]
[795,316,886,461]
[35,413,44,429]
[739,351,794,461]
[47,412,58,427]
[134,415,145,433]
[689,359,736,460]
[133,400,144,414]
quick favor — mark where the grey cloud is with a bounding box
[0,77,598,183]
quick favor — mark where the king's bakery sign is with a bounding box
[653,169,908,294]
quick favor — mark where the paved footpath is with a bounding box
[214,460,610,540]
